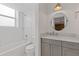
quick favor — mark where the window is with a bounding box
[0,4,16,27]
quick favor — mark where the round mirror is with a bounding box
[51,11,68,31]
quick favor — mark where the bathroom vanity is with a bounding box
[41,8,79,56]
[41,33,79,56]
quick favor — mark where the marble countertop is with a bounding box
[41,33,79,43]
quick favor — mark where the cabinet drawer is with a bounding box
[62,41,79,49]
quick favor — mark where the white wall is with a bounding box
[40,3,79,35]
[0,4,25,55]
[0,4,24,47]
[39,3,49,34]
[1,3,37,43]
[3,3,41,56]
[0,27,23,46]
[48,3,79,34]
[23,4,40,56]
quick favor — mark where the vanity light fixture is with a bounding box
[54,3,62,11]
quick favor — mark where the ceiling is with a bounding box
[2,3,36,14]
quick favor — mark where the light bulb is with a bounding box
[54,3,62,11]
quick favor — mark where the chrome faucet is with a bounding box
[48,31,58,36]
[52,31,58,36]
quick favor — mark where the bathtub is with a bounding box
[0,40,32,56]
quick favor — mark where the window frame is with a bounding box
[0,10,17,27]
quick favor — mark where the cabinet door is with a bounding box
[63,47,79,56]
[51,45,61,56]
[41,43,51,56]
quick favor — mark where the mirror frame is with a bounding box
[51,11,68,31]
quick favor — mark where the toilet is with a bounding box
[25,44,35,56]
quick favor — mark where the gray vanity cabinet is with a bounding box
[50,40,61,56]
[62,41,79,56]
[41,38,79,56]
[41,38,61,56]
[51,45,61,56]
[41,38,51,56]
[41,42,51,56]
[62,48,79,56]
